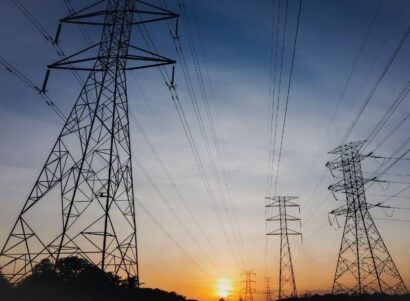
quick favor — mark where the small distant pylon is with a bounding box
[264,277,273,301]
[266,196,301,300]
[327,141,407,295]
[240,270,256,301]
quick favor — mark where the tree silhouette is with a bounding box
[2,259,408,301]
[0,271,12,300]
[0,256,189,301]
[0,271,10,288]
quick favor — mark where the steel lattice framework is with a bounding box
[266,196,301,300]
[264,277,273,301]
[0,0,177,284]
[240,270,256,301]
[327,141,407,295]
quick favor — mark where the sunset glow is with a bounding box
[0,1,409,301]
[216,279,232,298]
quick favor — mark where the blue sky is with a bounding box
[0,0,409,300]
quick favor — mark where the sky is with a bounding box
[0,0,409,300]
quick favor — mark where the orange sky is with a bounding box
[135,221,410,301]
[0,0,409,300]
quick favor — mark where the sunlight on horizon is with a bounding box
[216,278,232,298]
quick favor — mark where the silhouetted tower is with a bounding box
[264,277,273,301]
[327,141,407,295]
[266,196,301,300]
[240,270,256,301]
[0,0,178,284]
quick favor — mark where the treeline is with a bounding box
[0,256,188,301]
[282,293,410,301]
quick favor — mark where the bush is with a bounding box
[1,256,188,301]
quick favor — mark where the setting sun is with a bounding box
[0,1,409,301]
[216,279,232,298]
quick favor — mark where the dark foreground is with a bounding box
[0,257,187,301]
[1,257,409,301]
[282,294,410,301]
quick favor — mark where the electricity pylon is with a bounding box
[327,141,407,295]
[240,270,256,301]
[266,196,301,300]
[0,0,178,284]
[264,277,273,301]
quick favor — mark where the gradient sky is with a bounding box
[0,0,409,300]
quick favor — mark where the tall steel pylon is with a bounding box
[266,196,301,300]
[0,0,178,284]
[264,277,273,301]
[327,141,407,295]
[240,270,256,301]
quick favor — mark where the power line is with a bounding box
[273,0,303,196]
[170,87,245,268]
[128,74,233,266]
[177,0,250,267]
[371,113,409,151]
[13,0,86,86]
[12,0,54,44]
[377,184,410,206]
[72,0,244,270]
[327,141,407,294]
[374,218,410,223]
[267,0,283,197]
[302,220,328,243]
[269,0,288,196]
[5,0,222,281]
[62,0,96,46]
[129,110,224,274]
[300,0,404,212]
[0,57,66,121]
[135,198,213,279]
[368,192,410,200]
[303,192,331,226]
[156,0,248,267]
[370,154,410,161]
[305,117,409,231]
[304,0,384,187]
[340,26,410,144]
[363,171,410,177]
[369,139,410,182]
[0,0,181,284]
[376,179,410,185]
[265,0,280,278]
[362,81,410,151]
[62,2,227,268]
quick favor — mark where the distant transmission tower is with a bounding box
[264,277,273,301]
[266,196,301,300]
[240,270,256,301]
[0,0,178,284]
[327,141,407,295]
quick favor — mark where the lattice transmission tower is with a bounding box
[240,270,256,301]
[264,277,273,301]
[266,196,301,300]
[327,141,407,295]
[0,0,178,284]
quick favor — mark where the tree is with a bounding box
[0,271,11,290]
[8,256,190,301]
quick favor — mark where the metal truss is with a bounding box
[240,270,256,301]
[266,196,301,300]
[327,141,407,295]
[0,0,178,284]
[264,277,273,301]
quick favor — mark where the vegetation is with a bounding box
[0,256,187,301]
[2,259,409,301]
[283,293,410,301]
